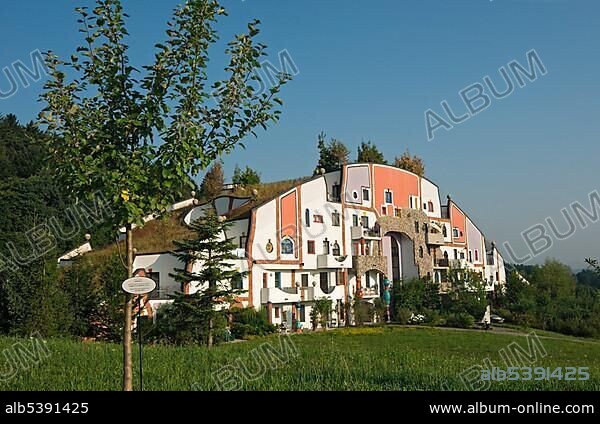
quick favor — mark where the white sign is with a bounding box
[122,277,156,295]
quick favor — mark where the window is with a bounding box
[263,272,268,288]
[323,239,330,254]
[442,225,447,237]
[362,188,370,201]
[409,195,419,209]
[231,274,243,290]
[419,246,424,258]
[474,250,479,262]
[423,202,427,210]
[352,214,359,227]
[274,307,280,319]
[423,223,428,233]
[332,184,341,200]
[301,274,309,287]
[332,211,340,226]
[320,272,328,292]
[452,227,459,238]
[275,272,281,288]
[394,208,401,217]
[307,240,315,254]
[381,206,387,215]
[332,242,341,256]
[361,216,369,228]
[281,238,294,254]
[148,272,160,299]
[305,209,310,227]
[352,190,359,200]
[468,250,473,262]
[239,233,247,249]
[443,251,449,260]
[460,252,465,259]
[453,249,458,260]
[428,201,434,212]
[299,305,306,322]
[385,190,393,204]
[415,221,420,233]
[313,214,324,223]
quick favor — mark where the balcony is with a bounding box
[260,287,315,304]
[435,258,449,268]
[317,254,352,269]
[351,226,381,240]
[426,231,445,245]
[360,285,380,298]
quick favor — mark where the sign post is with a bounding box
[122,276,156,391]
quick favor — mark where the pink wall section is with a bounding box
[373,165,419,211]
[450,203,466,243]
[280,191,297,240]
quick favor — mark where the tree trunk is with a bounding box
[207,317,214,349]
[122,223,134,391]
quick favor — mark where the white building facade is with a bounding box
[133,163,506,328]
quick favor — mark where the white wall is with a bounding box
[252,199,278,261]
[420,178,442,218]
[133,253,184,298]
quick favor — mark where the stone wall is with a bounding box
[377,209,433,278]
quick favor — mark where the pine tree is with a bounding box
[232,165,261,186]
[169,210,246,347]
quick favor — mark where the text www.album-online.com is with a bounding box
[429,402,595,414]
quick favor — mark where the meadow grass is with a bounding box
[1,326,598,391]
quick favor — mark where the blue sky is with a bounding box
[1,0,599,270]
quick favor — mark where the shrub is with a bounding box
[395,308,412,325]
[230,307,276,339]
[445,312,474,329]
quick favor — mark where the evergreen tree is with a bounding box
[169,210,246,347]
[232,165,261,186]
[357,141,386,164]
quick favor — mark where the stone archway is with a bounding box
[377,210,433,278]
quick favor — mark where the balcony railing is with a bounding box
[317,254,352,269]
[435,258,449,268]
[350,226,381,239]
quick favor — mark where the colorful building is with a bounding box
[133,163,506,328]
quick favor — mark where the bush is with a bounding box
[230,307,276,339]
[395,308,412,325]
[445,312,475,329]
[422,309,445,326]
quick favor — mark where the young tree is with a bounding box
[357,141,386,164]
[232,165,261,186]
[170,210,246,347]
[394,149,425,177]
[330,139,350,167]
[201,161,224,200]
[39,0,289,390]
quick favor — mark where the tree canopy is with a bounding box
[357,141,386,164]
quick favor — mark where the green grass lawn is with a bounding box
[1,326,598,391]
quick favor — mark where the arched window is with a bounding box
[332,242,340,256]
[305,209,310,227]
[474,250,479,262]
[428,201,434,212]
[281,238,294,255]
[442,225,447,237]
[443,251,448,260]
[419,246,424,258]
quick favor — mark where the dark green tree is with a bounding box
[316,132,350,172]
[169,210,246,347]
[357,141,386,164]
[232,164,261,186]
